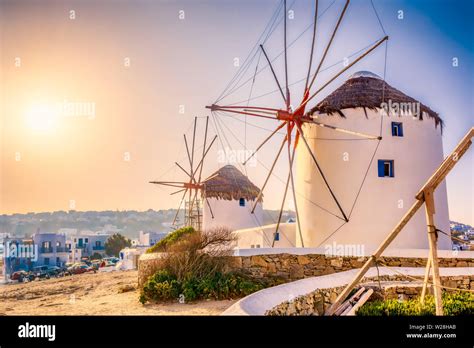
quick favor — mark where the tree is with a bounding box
[90,252,103,260]
[105,233,131,257]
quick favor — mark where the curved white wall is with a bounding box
[233,223,296,249]
[202,197,264,232]
[295,108,450,250]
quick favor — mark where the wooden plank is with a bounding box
[333,287,366,316]
[341,304,353,316]
[345,289,374,316]
[424,188,444,315]
[416,127,473,199]
[334,302,352,316]
[420,254,432,304]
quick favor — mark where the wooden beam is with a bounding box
[344,288,373,316]
[416,127,474,199]
[303,35,388,110]
[251,135,287,213]
[272,172,291,247]
[243,122,286,166]
[309,119,381,140]
[333,287,365,316]
[424,188,443,315]
[420,254,432,304]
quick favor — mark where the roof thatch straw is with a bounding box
[307,71,443,130]
[202,165,262,202]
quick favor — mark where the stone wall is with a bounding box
[235,254,473,281]
[138,252,474,287]
[138,253,165,287]
[266,275,474,316]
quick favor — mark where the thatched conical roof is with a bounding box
[202,165,262,202]
[307,71,443,129]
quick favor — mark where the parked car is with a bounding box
[98,259,116,268]
[31,266,52,279]
[45,266,67,277]
[67,264,96,275]
[103,257,119,264]
[90,260,101,270]
[11,270,35,282]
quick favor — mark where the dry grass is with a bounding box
[161,227,237,282]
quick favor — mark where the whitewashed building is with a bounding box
[295,71,450,250]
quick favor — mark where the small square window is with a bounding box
[239,198,245,207]
[274,232,280,241]
[391,122,403,137]
[378,160,394,177]
[85,238,89,243]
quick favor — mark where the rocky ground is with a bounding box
[0,270,236,315]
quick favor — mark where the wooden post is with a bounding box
[420,255,431,304]
[423,188,443,315]
[325,127,473,315]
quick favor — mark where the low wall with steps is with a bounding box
[222,267,474,315]
[266,275,474,316]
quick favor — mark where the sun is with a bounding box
[25,103,60,133]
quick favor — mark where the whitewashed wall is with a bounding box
[233,223,296,249]
[202,197,264,232]
[295,108,451,250]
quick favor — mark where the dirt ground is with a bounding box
[0,270,236,315]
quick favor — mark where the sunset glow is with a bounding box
[25,103,60,133]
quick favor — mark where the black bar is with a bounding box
[0,316,471,346]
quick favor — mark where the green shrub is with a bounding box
[357,292,474,316]
[146,226,195,253]
[139,269,264,303]
[140,270,181,303]
[140,227,268,304]
[443,292,474,315]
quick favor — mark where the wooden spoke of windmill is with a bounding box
[150,116,217,230]
[206,0,388,246]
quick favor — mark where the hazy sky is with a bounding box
[0,0,473,224]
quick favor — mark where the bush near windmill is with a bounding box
[140,227,268,303]
[146,226,196,253]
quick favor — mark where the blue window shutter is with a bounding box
[391,122,404,137]
[378,160,385,177]
[389,160,394,177]
[275,232,280,241]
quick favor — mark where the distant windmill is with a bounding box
[150,116,217,231]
